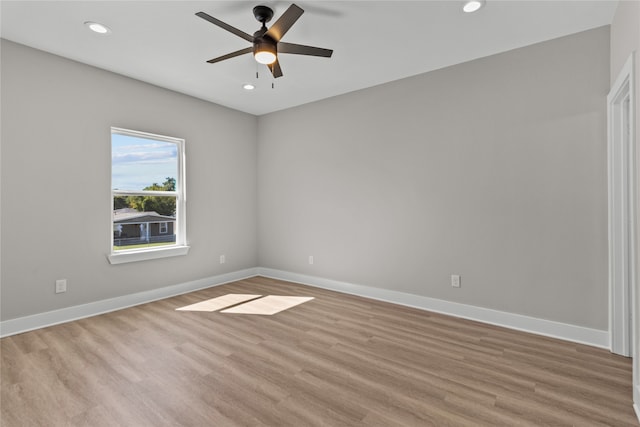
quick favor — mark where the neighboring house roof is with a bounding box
[113,209,175,224]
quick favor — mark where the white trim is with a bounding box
[607,53,636,357]
[113,189,176,197]
[111,126,184,145]
[0,267,611,348]
[636,385,640,424]
[107,245,190,264]
[257,268,609,348]
[0,268,258,338]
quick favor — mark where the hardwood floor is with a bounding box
[1,276,637,426]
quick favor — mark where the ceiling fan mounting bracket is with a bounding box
[253,5,274,24]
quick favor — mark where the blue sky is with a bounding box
[112,133,178,191]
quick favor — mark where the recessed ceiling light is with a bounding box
[463,0,485,13]
[243,83,255,91]
[84,21,111,34]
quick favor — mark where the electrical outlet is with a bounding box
[451,275,461,288]
[308,255,314,265]
[55,279,67,294]
[219,254,226,264]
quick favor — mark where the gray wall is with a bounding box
[1,26,612,332]
[1,40,258,321]
[258,26,610,330]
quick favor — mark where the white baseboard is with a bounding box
[257,268,610,349]
[0,268,259,338]
[635,383,640,423]
[1,267,610,349]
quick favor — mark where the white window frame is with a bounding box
[108,127,189,264]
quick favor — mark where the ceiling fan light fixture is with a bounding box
[255,50,277,65]
[463,0,485,13]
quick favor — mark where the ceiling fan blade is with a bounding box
[206,47,253,64]
[268,59,283,78]
[278,42,333,58]
[196,11,254,43]
[265,4,304,42]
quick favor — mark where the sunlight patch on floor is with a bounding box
[176,294,314,315]
[176,294,262,312]
[220,296,314,315]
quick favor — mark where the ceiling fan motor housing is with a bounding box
[253,35,277,63]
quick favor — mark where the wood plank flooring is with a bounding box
[1,276,637,426]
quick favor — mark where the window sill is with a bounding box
[107,245,190,265]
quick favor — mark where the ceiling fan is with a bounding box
[196,4,333,79]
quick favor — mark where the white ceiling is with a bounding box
[1,1,617,116]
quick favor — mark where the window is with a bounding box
[159,222,168,234]
[108,127,188,264]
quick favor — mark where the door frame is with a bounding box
[608,53,636,357]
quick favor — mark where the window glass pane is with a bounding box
[112,132,178,191]
[113,196,177,251]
